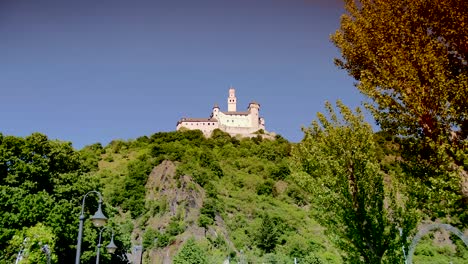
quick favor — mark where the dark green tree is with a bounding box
[256,214,278,253]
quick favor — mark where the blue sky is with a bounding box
[1,0,367,149]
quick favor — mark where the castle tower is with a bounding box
[248,101,260,129]
[212,103,220,118]
[227,87,237,112]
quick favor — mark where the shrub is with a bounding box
[173,238,208,264]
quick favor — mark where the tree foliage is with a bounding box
[0,129,340,263]
[292,101,416,263]
[0,133,107,263]
[256,214,278,253]
[8,223,57,264]
[331,0,468,202]
[173,238,208,264]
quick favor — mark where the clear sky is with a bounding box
[1,0,366,149]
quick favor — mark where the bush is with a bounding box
[256,179,275,196]
[173,238,208,264]
[166,217,186,236]
[155,232,173,248]
[270,163,291,180]
[142,228,158,249]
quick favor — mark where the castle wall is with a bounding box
[219,125,260,135]
[176,121,219,136]
[217,112,252,127]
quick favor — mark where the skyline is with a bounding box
[0,0,368,149]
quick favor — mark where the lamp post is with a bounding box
[75,191,108,264]
[96,226,118,264]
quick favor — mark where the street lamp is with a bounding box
[75,190,108,264]
[96,226,118,264]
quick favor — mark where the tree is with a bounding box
[8,223,57,264]
[198,214,213,236]
[331,0,468,200]
[173,238,208,264]
[291,101,416,263]
[0,133,103,262]
[256,214,278,253]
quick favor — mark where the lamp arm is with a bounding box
[96,226,116,263]
[98,226,116,245]
[80,190,103,216]
[99,226,110,237]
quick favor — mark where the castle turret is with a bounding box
[212,103,220,118]
[259,117,265,130]
[228,87,237,112]
[248,101,260,129]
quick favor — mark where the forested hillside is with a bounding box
[1,124,467,263]
[0,130,338,263]
[92,129,340,263]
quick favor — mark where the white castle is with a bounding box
[176,87,271,137]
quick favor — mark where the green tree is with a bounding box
[8,223,57,264]
[331,0,468,201]
[291,101,416,263]
[0,133,102,262]
[198,214,213,236]
[173,238,208,264]
[121,159,152,217]
[256,214,278,253]
[142,228,158,250]
[301,254,324,264]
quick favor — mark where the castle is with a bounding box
[176,88,270,138]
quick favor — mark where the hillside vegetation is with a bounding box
[1,125,467,263]
[94,129,340,263]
